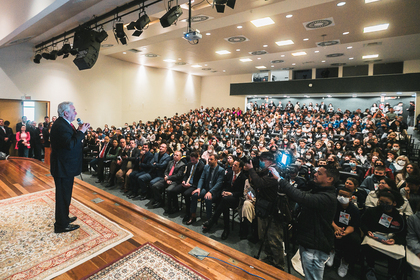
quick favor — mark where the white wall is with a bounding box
[404,60,420,74]
[0,43,201,128]
[200,74,250,110]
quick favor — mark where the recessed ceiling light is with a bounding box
[163,59,176,62]
[237,25,243,29]
[292,63,296,65]
[365,0,381,3]
[275,40,294,46]
[256,66,266,69]
[223,70,226,72]
[257,57,261,60]
[343,31,349,35]
[191,64,202,68]
[204,64,208,66]
[206,33,211,35]
[263,44,268,47]
[251,17,275,27]
[362,54,379,59]
[364,23,389,33]
[292,51,307,56]
[347,46,353,49]
[123,52,126,54]
[216,50,231,55]
[337,2,346,6]
[327,95,332,97]
[236,49,240,51]
[322,60,326,63]
[271,65,274,67]
[303,38,309,41]
[315,50,320,53]
[281,54,285,57]
[286,14,293,18]
[240,58,252,62]
[349,57,354,60]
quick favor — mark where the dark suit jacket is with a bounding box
[133,151,153,172]
[149,152,171,178]
[197,164,225,197]
[164,160,186,184]
[0,126,10,152]
[50,117,84,178]
[121,148,140,170]
[182,161,205,187]
[222,170,247,199]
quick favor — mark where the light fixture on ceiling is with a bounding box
[160,3,183,28]
[349,57,354,60]
[337,2,346,6]
[164,59,176,62]
[191,64,202,67]
[347,46,352,49]
[255,66,266,69]
[240,58,252,62]
[251,17,275,27]
[114,22,128,45]
[292,51,307,56]
[363,54,379,59]
[216,50,231,54]
[213,0,236,13]
[363,23,389,33]
[126,5,150,37]
[303,38,309,41]
[275,40,294,46]
[57,40,73,58]
[33,52,42,64]
[365,0,381,3]
[286,14,293,18]
[343,31,349,35]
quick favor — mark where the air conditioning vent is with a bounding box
[225,35,249,44]
[175,62,187,65]
[271,60,284,64]
[303,17,335,30]
[259,70,270,73]
[303,61,315,64]
[363,42,382,47]
[282,67,294,70]
[317,40,340,47]
[128,49,142,53]
[249,50,268,56]
[144,53,159,58]
[326,53,344,58]
[202,68,212,71]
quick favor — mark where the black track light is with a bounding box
[49,50,58,60]
[42,52,51,60]
[213,0,235,13]
[95,30,108,43]
[160,5,183,28]
[70,48,79,56]
[33,54,42,64]
[114,22,128,45]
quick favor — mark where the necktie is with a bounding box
[99,143,107,158]
[71,123,76,131]
[169,161,176,176]
[187,164,196,184]
[232,173,237,186]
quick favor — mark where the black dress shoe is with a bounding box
[152,201,162,208]
[182,215,190,223]
[95,179,103,183]
[186,217,196,225]
[139,195,148,201]
[221,229,230,240]
[202,220,213,232]
[69,216,77,223]
[54,224,80,233]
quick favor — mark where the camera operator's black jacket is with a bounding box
[279,179,337,254]
[248,166,278,203]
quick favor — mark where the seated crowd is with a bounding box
[82,101,420,279]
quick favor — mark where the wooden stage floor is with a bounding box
[0,157,298,280]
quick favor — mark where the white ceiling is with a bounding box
[2,0,420,76]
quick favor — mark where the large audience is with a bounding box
[2,99,420,279]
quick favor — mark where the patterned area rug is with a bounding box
[83,242,209,280]
[0,189,133,280]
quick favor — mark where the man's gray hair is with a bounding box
[57,102,73,118]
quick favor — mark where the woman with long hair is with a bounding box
[15,125,30,157]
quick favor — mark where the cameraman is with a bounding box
[243,152,285,270]
[273,166,339,280]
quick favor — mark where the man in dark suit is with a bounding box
[202,160,247,240]
[126,143,153,197]
[0,118,11,155]
[187,154,225,225]
[151,150,186,209]
[50,102,90,233]
[115,139,140,191]
[168,152,204,220]
[134,143,171,200]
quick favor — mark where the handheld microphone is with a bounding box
[77,118,84,125]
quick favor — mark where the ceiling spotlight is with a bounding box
[160,5,183,28]
[33,53,42,64]
[49,50,58,60]
[114,22,128,45]
[213,0,236,13]
[127,14,150,37]
[95,30,109,43]
[57,43,72,58]
[42,51,51,60]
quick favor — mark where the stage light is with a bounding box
[213,0,235,13]
[33,54,42,64]
[57,43,72,58]
[95,30,109,43]
[114,22,128,45]
[42,52,51,60]
[49,50,58,60]
[160,5,183,28]
[127,14,150,37]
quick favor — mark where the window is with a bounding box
[23,101,35,122]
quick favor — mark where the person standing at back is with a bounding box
[50,102,90,233]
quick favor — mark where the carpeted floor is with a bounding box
[0,190,133,280]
